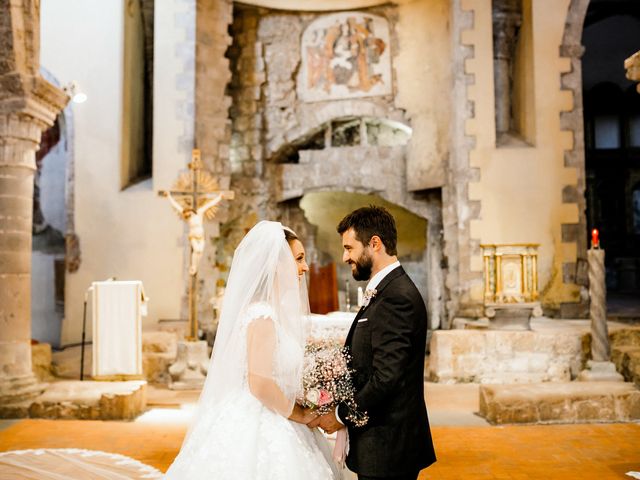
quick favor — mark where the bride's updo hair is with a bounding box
[282,226,298,244]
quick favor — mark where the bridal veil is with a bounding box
[184,220,308,438]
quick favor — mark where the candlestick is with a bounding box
[588,248,609,361]
[357,287,364,307]
[345,278,351,311]
[591,228,600,249]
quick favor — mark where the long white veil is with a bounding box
[182,221,308,441]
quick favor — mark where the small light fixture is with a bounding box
[63,81,87,104]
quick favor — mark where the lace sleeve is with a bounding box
[246,313,295,417]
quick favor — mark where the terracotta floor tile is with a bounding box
[0,419,638,479]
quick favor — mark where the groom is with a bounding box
[310,206,436,480]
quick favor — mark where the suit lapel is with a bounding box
[371,266,404,298]
[345,306,365,347]
[343,266,405,348]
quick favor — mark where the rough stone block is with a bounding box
[611,345,640,385]
[24,380,147,420]
[142,332,178,384]
[142,331,177,354]
[610,328,640,348]
[427,329,582,384]
[479,382,640,424]
[31,343,54,381]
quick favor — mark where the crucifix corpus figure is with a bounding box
[160,191,231,275]
[159,149,234,277]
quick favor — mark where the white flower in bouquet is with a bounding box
[305,388,320,405]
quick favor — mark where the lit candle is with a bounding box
[357,287,364,307]
[591,228,600,249]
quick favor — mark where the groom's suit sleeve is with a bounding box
[340,293,414,425]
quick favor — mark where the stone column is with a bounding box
[492,0,522,137]
[0,1,69,405]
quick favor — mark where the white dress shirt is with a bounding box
[364,260,401,293]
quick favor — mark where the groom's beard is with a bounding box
[350,251,373,281]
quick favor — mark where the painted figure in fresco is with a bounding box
[305,15,387,95]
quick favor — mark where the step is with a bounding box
[0,380,147,420]
[479,381,640,424]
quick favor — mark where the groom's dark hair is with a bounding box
[337,205,398,256]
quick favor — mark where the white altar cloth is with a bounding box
[91,280,147,378]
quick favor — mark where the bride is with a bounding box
[164,221,341,479]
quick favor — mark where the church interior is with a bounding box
[1,0,639,477]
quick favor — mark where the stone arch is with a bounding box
[561,0,590,51]
[573,2,640,301]
[267,99,408,158]
[273,144,446,329]
[557,0,591,315]
[268,114,411,163]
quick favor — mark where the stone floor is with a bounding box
[1,383,639,479]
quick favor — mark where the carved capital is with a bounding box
[0,73,69,126]
[625,50,640,94]
[0,73,69,170]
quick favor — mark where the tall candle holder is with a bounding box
[345,278,351,312]
[578,229,623,381]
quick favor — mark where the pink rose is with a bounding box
[318,389,333,406]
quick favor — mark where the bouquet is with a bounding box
[297,340,368,427]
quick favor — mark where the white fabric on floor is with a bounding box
[0,449,162,479]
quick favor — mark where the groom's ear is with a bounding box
[369,235,384,253]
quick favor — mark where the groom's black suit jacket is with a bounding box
[338,266,436,477]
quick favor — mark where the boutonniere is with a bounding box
[362,288,377,308]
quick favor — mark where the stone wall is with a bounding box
[448,0,585,319]
[43,0,192,344]
[219,4,446,324]
[444,0,482,322]
[427,329,583,383]
[558,0,591,317]
[194,0,234,330]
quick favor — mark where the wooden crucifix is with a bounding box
[159,149,234,341]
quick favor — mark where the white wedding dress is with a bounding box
[164,222,341,480]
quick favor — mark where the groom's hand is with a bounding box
[307,415,322,429]
[317,411,344,435]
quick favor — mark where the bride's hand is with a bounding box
[301,407,318,425]
[289,404,317,424]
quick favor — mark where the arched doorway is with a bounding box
[582,2,640,309]
[296,191,428,313]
